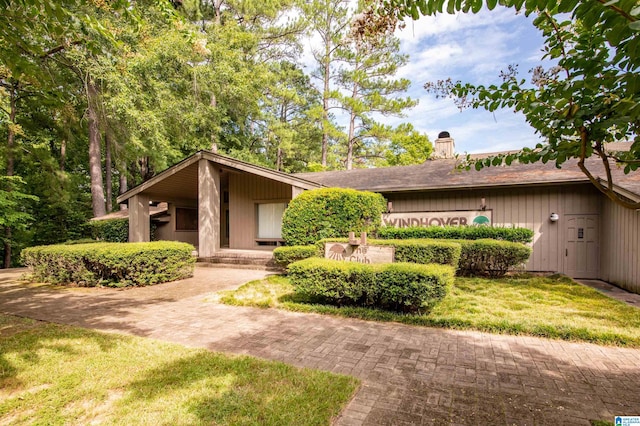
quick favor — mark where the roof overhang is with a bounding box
[597,177,640,205]
[374,178,592,194]
[116,151,323,205]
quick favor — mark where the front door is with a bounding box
[564,215,599,278]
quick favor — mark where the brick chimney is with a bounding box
[433,131,455,159]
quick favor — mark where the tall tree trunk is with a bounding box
[321,53,330,167]
[346,110,356,170]
[105,133,113,213]
[87,81,106,218]
[346,79,358,170]
[140,157,147,181]
[276,147,283,171]
[214,0,223,25]
[210,93,218,152]
[59,139,66,171]
[3,83,17,268]
[118,159,128,211]
[139,156,154,181]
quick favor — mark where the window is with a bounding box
[257,203,287,239]
[176,208,198,231]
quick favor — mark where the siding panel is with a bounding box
[600,198,640,293]
[229,173,292,249]
[385,184,601,274]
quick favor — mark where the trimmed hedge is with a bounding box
[457,239,532,277]
[315,238,461,267]
[281,188,386,246]
[273,245,319,267]
[377,225,534,244]
[288,257,455,312]
[21,241,196,287]
[88,219,129,242]
[387,239,461,267]
[314,238,530,276]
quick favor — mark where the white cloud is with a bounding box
[396,7,522,48]
[298,3,549,154]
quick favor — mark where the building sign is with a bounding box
[324,243,394,264]
[382,210,492,228]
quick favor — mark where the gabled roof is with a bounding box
[116,151,323,205]
[295,157,640,201]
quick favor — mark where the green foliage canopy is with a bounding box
[0,176,38,243]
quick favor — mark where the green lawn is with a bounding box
[218,274,640,347]
[0,314,358,425]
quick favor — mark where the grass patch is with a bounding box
[219,274,640,347]
[0,314,358,425]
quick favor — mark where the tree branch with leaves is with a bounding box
[358,0,640,209]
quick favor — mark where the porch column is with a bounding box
[292,186,304,199]
[128,194,150,242]
[198,158,220,257]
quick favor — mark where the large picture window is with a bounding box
[176,208,198,231]
[257,203,287,239]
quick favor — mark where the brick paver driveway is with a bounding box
[1,266,639,425]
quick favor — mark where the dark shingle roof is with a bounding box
[295,157,640,198]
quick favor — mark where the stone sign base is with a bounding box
[324,243,395,264]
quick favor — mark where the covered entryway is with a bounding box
[564,214,600,278]
[116,151,321,256]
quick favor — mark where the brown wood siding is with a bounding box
[384,184,601,273]
[229,173,292,249]
[153,203,198,246]
[600,198,640,293]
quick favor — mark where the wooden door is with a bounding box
[564,215,599,278]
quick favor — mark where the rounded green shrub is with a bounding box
[282,188,386,245]
[288,257,454,312]
[457,239,532,277]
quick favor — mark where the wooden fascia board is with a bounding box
[116,151,323,205]
[596,177,640,203]
[200,151,323,190]
[116,153,203,204]
[361,178,592,194]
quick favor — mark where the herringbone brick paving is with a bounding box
[1,267,639,425]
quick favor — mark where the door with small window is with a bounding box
[564,215,599,278]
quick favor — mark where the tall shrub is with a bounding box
[282,188,386,245]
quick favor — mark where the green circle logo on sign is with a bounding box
[473,215,490,225]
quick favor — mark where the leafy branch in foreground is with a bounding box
[357,0,640,209]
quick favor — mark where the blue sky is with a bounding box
[391,7,550,154]
[301,6,554,155]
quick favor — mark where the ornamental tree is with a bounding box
[356,0,640,209]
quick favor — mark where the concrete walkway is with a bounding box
[577,279,640,308]
[1,266,640,425]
